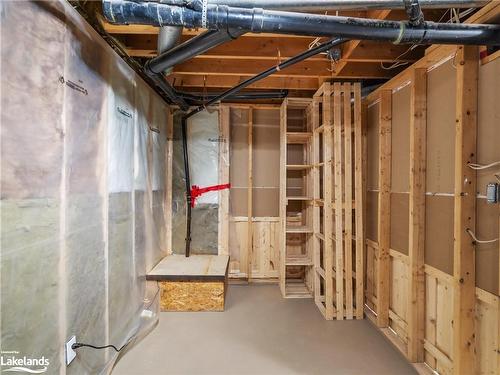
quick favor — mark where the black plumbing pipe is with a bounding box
[178,90,289,104]
[404,0,425,26]
[178,37,344,256]
[185,37,346,119]
[147,73,190,110]
[102,0,500,45]
[179,37,346,256]
[181,116,192,257]
[145,28,245,75]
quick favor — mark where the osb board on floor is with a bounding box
[159,281,225,312]
[147,255,229,281]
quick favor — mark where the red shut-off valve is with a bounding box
[190,183,231,208]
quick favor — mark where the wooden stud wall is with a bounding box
[363,4,500,370]
[224,104,282,280]
[312,82,363,320]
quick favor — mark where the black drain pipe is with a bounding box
[179,90,289,104]
[186,37,346,118]
[102,0,500,45]
[180,37,345,256]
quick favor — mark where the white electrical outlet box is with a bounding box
[65,336,77,365]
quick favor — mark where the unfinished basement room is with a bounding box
[1,0,500,374]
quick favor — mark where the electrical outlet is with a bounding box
[65,336,77,365]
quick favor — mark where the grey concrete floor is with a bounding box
[113,284,416,375]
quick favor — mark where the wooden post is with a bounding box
[452,45,478,375]
[312,98,321,309]
[333,82,345,320]
[407,68,427,363]
[279,102,287,296]
[353,83,364,319]
[166,110,174,255]
[323,84,335,319]
[376,90,392,328]
[218,106,230,256]
[247,109,254,280]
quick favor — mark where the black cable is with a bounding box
[72,283,161,353]
[72,342,127,353]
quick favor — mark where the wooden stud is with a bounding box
[498,204,500,375]
[247,109,254,281]
[452,45,478,375]
[312,98,322,310]
[218,106,230,256]
[354,83,364,319]
[407,68,427,363]
[376,90,392,328]
[333,82,345,320]
[323,84,335,319]
[165,110,174,255]
[279,102,287,296]
[344,83,354,320]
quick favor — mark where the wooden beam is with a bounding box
[172,59,395,79]
[123,35,420,63]
[353,83,364,319]
[407,68,427,363]
[167,74,321,91]
[452,45,478,375]
[376,90,392,328]
[218,106,230,256]
[334,10,392,76]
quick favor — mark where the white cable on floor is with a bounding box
[467,161,500,170]
[466,228,499,244]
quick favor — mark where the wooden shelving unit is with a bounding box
[279,98,314,298]
[312,82,364,320]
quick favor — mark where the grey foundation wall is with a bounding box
[1,1,169,374]
[172,111,219,255]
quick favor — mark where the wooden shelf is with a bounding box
[286,164,313,170]
[287,196,313,201]
[284,282,313,299]
[286,226,313,234]
[286,255,313,266]
[287,132,312,144]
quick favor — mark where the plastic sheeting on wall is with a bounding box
[1,1,168,374]
[171,111,220,255]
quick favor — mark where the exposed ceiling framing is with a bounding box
[97,7,478,93]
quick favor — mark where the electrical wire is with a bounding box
[72,283,161,353]
[467,161,500,170]
[380,43,419,70]
[466,228,499,244]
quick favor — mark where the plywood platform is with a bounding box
[147,255,229,312]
